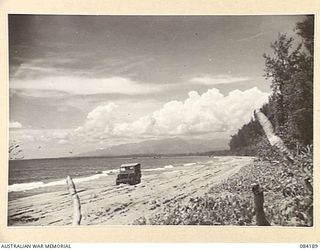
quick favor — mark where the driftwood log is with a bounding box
[254,109,294,163]
[66,176,82,225]
[252,183,270,226]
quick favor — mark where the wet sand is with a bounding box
[8,156,254,226]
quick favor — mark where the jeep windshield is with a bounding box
[120,167,135,172]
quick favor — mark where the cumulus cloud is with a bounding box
[10,76,160,95]
[190,74,251,85]
[9,121,22,129]
[74,103,119,137]
[75,87,269,140]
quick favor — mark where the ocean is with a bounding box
[8,155,210,201]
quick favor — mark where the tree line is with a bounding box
[230,16,314,159]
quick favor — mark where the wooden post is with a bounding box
[252,183,270,226]
[66,176,82,226]
[254,109,294,163]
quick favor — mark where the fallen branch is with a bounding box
[66,176,82,225]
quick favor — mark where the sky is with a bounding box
[8,15,305,159]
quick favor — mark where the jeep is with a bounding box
[116,163,141,185]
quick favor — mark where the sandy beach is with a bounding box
[8,156,254,226]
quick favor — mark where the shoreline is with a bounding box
[7,156,225,201]
[8,156,209,193]
[8,156,254,226]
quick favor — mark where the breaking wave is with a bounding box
[183,162,196,167]
[144,164,175,172]
[8,169,119,193]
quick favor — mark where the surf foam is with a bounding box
[8,168,119,192]
[183,162,196,167]
[144,164,174,172]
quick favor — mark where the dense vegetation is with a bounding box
[227,16,314,225]
[134,148,313,226]
[230,16,313,157]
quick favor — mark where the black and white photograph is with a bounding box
[8,14,314,228]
